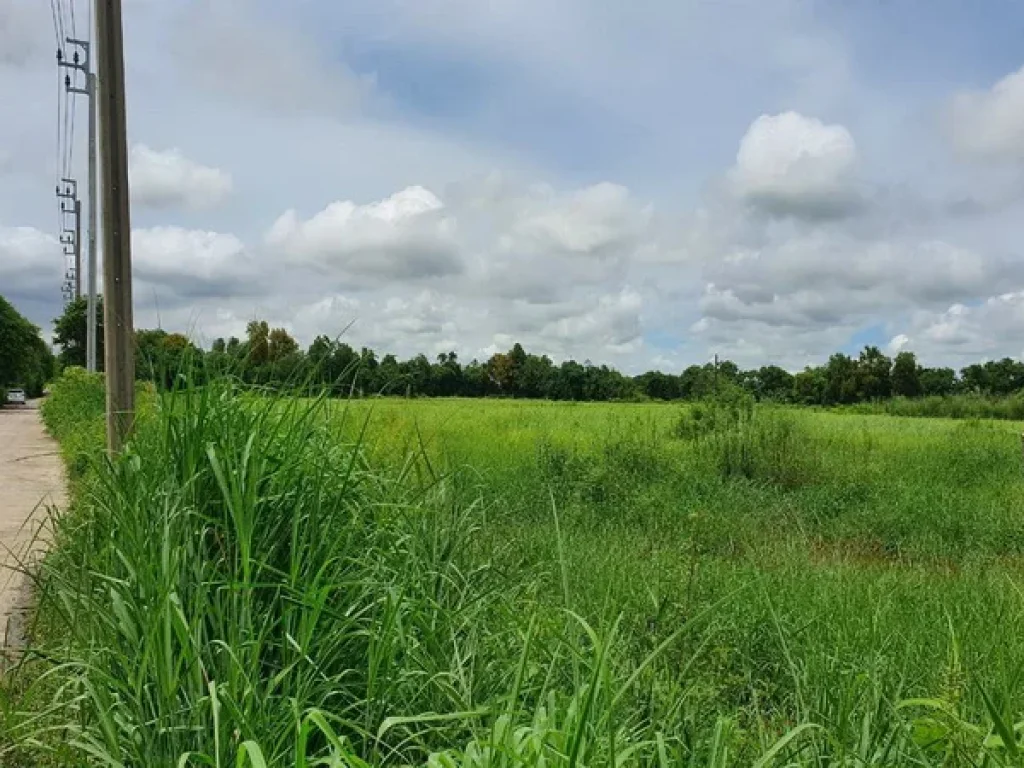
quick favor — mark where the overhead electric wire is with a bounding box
[48,0,60,44]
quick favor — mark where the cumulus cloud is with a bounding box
[700,234,1014,328]
[537,289,644,353]
[267,186,462,284]
[0,226,62,304]
[508,182,650,256]
[132,227,257,299]
[130,145,233,210]
[686,223,1024,368]
[891,294,1024,363]
[731,111,861,219]
[948,65,1024,162]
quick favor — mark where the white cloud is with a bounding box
[731,111,861,219]
[267,186,462,284]
[509,182,649,255]
[537,289,644,353]
[0,226,62,305]
[132,227,255,299]
[130,145,233,211]
[887,333,910,354]
[948,65,1024,162]
[891,294,1024,363]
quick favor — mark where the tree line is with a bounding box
[2,292,1015,405]
[26,295,1024,405]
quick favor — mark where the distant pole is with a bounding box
[74,199,82,298]
[86,72,99,373]
[96,0,135,453]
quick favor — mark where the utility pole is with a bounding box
[56,178,80,300]
[59,39,99,372]
[96,0,134,453]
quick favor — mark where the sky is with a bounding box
[3,0,1024,373]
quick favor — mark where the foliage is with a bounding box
[891,351,921,397]
[0,294,53,397]
[46,301,1024,413]
[845,393,1024,421]
[52,295,103,371]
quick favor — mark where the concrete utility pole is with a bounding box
[59,39,98,372]
[56,178,80,300]
[95,0,134,454]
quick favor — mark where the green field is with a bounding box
[10,371,1024,766]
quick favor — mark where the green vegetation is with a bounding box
[48,298,1024,412]
[842,394,1024,421]
[0,296,53,399]
[7,373,1024,765]
[50,296,103,371]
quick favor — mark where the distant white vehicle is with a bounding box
[5,389,26,405]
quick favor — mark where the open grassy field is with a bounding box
[8,371,1024,765]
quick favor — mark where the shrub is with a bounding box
[700,409,819,489]
[672,391,754,441]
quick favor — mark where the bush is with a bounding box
[39,367,107,480]
[672,391,754,441]
[693,408,819,489]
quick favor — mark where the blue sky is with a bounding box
[3,0,1024,371]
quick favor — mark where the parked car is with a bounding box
[6,388,26,405]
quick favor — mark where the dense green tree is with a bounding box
[920,367,957,397]
[135,329,202,389]
[744,365,795,401]
[0,296,53,397]
[856,346,892,400]
[268,328,299,362]
[246,321,270,366]
[891,351,921,398]
[825,354,859,404]
[52,296,103,370]
[793,366,827,405]
[636,371,681,400]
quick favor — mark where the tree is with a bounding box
[891,351,921,398]
[920,367,957,396]
[268,327,298,362]
[856,346,892,401]
[825,354,859,404]
[53,296,103,370]
[0,296,53,397]
[793,366,827,405]
[748,365,795,401]
[135,329,202,389]
[246,321,270,366]
[984,358,1024,396]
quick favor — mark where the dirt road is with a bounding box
[0,402,63,651]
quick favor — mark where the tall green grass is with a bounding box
[7,374,1024,765]
[843,394,1024,421]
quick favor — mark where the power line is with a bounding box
[54,0,65,54]
[48,0,61,44]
